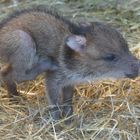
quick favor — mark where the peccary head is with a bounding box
[63,22,139,83]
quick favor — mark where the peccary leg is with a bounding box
[3,77,18,97]
[45,72,74,121]
[0,30,38,96]
[45,72,63,120]
[0,64,18,96]
[6,30,58,83]
[3,30,57,82]
[62,85,74,118]
[0,59,58,97]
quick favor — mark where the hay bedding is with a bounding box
[0,47,140,140]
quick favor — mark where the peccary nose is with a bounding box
[125,73,138,79]
[125,63,139,79]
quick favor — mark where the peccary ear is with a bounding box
[65,35,87,53]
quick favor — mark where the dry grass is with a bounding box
[0,47,140,140]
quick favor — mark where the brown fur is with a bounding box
[0,5,139,122]
[1,63,12,76]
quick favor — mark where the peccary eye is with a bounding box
[103,54,117,62]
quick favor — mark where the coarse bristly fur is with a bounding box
[0,5,139,122]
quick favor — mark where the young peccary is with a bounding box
[0,5,139,121]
